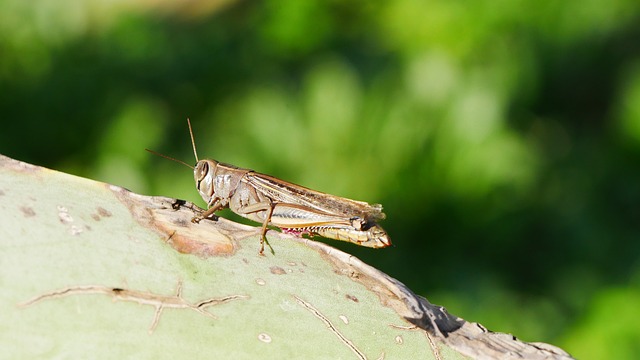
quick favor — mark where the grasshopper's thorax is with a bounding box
[195,159,247,206]
[194,159,219,205]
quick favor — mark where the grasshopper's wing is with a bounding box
[243,172,385,221]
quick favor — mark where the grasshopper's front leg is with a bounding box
[192,199,224,224]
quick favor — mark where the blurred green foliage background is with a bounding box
[2,0,640,358]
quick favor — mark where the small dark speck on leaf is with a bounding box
[270,266,286,275]
[345,294,359,303]
[173,219,189,227]
[20,206,36,218]
[97,207,112,217]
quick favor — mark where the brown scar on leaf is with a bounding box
[293,295,366,360]
[388,324,442,360]
[425,331,442,360]
[18,281,249,334]
[388,324,419,331]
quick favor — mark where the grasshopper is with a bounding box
[149,119,391,254]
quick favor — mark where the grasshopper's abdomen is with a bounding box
[265,204,392,248]
[314,225,391,248]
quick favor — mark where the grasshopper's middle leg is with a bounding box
[236,200,275,255]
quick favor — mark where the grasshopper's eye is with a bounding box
[197,162,209,179]
[194,160,216,198]
[195,161,209,186]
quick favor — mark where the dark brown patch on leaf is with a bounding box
[172,199,187,210]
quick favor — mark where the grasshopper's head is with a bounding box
[145,119,221,206]
[194,159,219,204]
[187,119,223,205]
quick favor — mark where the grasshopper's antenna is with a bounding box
[145,149,194,169]
[187,118,199,162]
